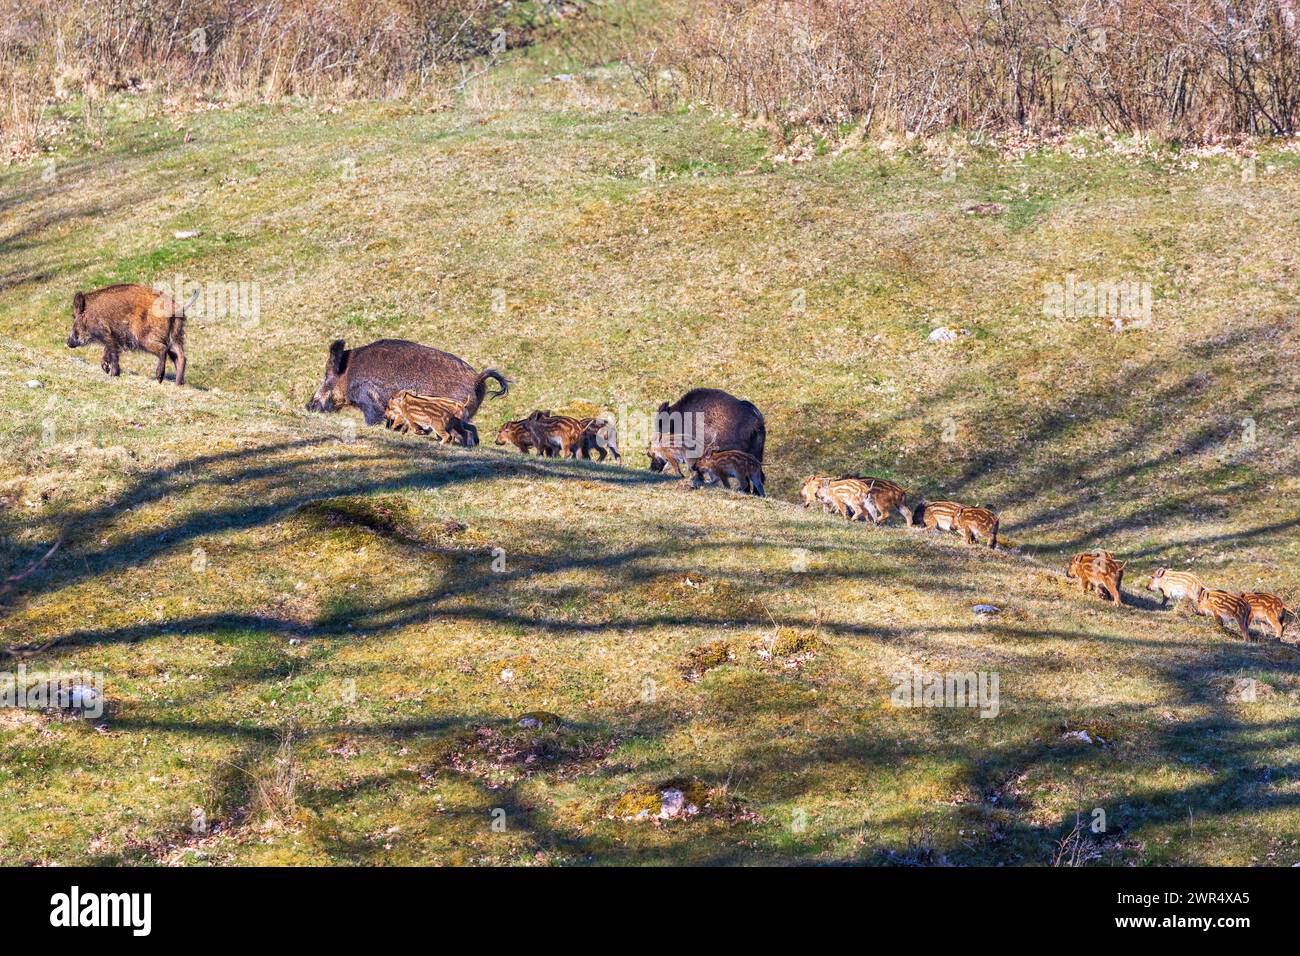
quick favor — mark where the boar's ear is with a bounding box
[73,292,86,316]
[328,339,349,375]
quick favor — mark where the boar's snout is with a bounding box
[306,378,343,414]
[67,332,81,348]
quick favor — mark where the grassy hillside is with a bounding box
[2,25,1299,865]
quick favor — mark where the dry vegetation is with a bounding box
[654,0,1300,140]
[1,0,590,156]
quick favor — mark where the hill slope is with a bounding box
[2,37,1299,865]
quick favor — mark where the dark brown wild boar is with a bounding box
[648,388,765,473]
[67,284,197,385]
[306,338,507,426]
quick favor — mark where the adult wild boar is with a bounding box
[648,387,765,473]
[306,338,508,426]
[67,284,198,385]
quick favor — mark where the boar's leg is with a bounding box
[864,497,885,524]
[101,345,120,376]
[357,393,386,426]
[172,344,186,386]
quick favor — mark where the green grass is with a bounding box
[1,22,1299,865]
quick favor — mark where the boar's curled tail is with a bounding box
[179,287,201,316]
[475,369,509,403]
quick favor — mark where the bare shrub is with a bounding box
[1,0,583,153]
[249,727,300,823]
[661,1,1300,141]
[216,726,301,825]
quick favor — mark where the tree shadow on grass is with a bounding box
[4,397,1299,864]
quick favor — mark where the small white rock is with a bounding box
[1061,730,1094,745]
[658,789,686,819]
[24,380,43,389]
[60,684,100,712]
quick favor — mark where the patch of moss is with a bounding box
[611,776,712,821]
[610,790,663,820]
[772,627,820,657]
[657,776,712,809]
[676,639,733,682]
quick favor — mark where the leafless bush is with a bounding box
[1,0,579,153]
[662,0,1300,141]
[249,727,300,823]
[1050,811,1088,865]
